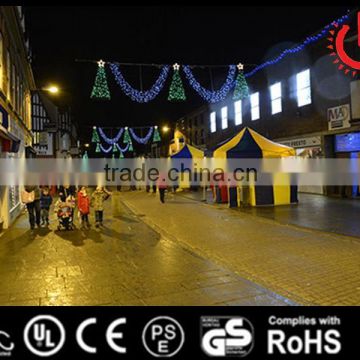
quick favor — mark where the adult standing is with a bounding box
[21,185,41,230]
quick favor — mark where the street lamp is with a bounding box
[162,125,170,133]
[42,85,60,94]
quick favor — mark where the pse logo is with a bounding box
[142,316,185,357]
[201,316,254,357]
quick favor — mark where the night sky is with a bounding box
[25,6,350,142]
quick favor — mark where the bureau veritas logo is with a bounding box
[201,316,254,357]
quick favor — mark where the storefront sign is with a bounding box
[279,136,321,148]
[328,104,351,130]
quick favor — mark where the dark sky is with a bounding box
[25,6,350,141]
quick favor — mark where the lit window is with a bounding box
[270,82,282,115]
[297,69,311,107]
[221,106,228,129]
[210,111,216,133]
[234,100,242,125]
[250,92,260,120]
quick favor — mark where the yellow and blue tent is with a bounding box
[213,127,297,206]
[170,143,204,188]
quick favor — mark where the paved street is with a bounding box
[122,190,360,305]
[0,192,293,306]
[179,190,360,238]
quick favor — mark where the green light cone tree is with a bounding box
[119,151,124,159]
[95,142,101,153]
[128,140,133,152]
[112,143,118,153]
[233,70,249,100]
[90,60,111,100]
[153,127,161,142]
[91,127,100,143]
[123,128,131,143]
[168,65,186,101]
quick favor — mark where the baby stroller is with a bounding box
[56,205,74,231]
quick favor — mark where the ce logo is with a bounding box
[76,317,126,354]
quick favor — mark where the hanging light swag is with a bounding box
[109,63,171,103]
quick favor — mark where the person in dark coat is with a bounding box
[23,185,41,229]
[40,187,53,226]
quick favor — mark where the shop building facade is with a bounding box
[175,13,360,197]
[0,6,35,230]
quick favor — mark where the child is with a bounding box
[40,187,52,226]
[77,186,90,229]
[91,186,111,227]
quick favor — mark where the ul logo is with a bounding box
[328,12,360,76]
[24,315,66,357]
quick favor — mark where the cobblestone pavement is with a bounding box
[0,192,294,306]
[178,190,360,238]
[122,190,360,305]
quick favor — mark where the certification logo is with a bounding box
[201,316,254,357]
[0,330,14,357]
[142,316,185,357]
[24,315,65,357]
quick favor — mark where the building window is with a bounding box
[221,106,228,129]
[11,64,16,107]
[270,82,282,115]
[0,32,3,91]
[234,100,242,125]
[297,69,311,107]
[210,111,216,133]
[250,92,260,120]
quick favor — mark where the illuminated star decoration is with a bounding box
[168,63,186,101]
[327,21,359,77]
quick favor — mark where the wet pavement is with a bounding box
[178,190,360,238]
[0,192,293,306]
[123,190,360,305]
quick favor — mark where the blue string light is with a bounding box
[116,143,130,153]
[109,63,171,103]
[245,13,350,78]
[129,127,154,144]
[99,143,113,153]
[183,65,237,103]
[98,127,124,144]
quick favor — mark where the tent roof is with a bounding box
[171,143,204,158]
[213,127,295,158]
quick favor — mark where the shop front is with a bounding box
[278,135,324,194]
[328,131,360,198]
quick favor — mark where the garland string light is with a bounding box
[90,60,111,100]
[98,127,124,144]
[168,63,186,101]
[109,63,170,103]
[244,13,350,78]
[182,65,237,103]
[116,143,130,153]
[100,143,113,153]
[129,127,154,144]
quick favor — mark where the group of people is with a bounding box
[21,185,112,231]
